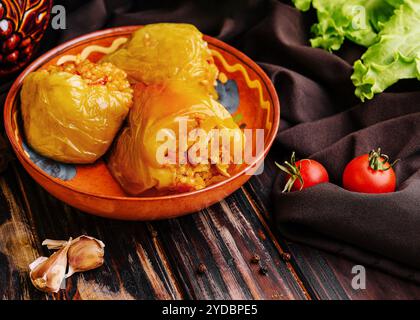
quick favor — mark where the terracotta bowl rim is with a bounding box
[4,25,280,202]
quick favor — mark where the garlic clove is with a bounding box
[66,236,105,278]
[29,239,72,293]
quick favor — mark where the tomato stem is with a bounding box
[275,152,304,193]
[368,148,399,172]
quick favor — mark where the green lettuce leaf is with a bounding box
[292,0,402,51]
[351,0,420,101]
[292,0,312,11]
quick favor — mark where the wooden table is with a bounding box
[1,149,420,300]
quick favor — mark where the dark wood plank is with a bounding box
[0,168,44,300]
[244,155,420,300]
[153,191,309,300]
[0,160,309,300]
[0,163,184,300]
[288,242,420,300]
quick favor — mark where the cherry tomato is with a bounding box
[343,148,398,194]
[276,152,329,192]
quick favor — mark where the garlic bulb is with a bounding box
[29,239,71,293]
[29,235,105,292]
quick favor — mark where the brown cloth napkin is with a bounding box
[2,0,420,282]
[248,2,420,282]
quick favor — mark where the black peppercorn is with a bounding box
[197,263,207,275]
[251,254,261,264]
[281,252,291,262]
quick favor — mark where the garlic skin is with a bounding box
[66,236,105,278]
[29,240,71,293]
[42,239,68,250]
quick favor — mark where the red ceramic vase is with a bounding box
[0,0,52,77]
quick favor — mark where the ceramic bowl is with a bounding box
[4,26,280,220]
[0,0,52,77]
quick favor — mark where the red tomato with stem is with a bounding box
[343,148,398,194]
[276,152,329,192]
